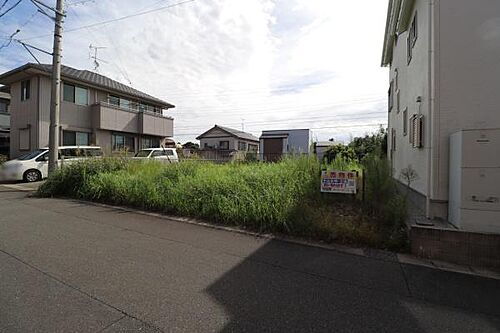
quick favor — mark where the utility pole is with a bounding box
[48,0,65,174]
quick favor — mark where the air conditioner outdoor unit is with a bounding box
[448,129,500,233]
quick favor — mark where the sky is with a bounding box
[0,0,389,143]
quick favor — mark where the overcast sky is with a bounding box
[0,0,388,143]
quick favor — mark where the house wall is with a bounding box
[434,0,500,203]
[9,77,40,158]
[199,128,237,150]
[198,128,258,151]
[387,0,430,198]
[387,0,500,220]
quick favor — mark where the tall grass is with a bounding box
[40,156,321,233]
[38,155,409,250]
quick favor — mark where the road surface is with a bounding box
[0,183,499,332]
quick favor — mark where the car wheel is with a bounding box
[23,169,42,183]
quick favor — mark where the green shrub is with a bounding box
[38,157,129,197]
[324,144,356,163]
[0,154,7,165]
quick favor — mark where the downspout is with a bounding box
[425,0,435,218]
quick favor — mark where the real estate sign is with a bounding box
[320,170,357,194]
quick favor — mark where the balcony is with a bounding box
[92,102,173,137]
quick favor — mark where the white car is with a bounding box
[0,146,103,182]
[134,148,179,163]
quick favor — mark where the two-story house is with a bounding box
[0,87,10,157]
[382,0,500,232]
[0,63,175,158]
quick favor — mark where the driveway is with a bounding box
[0,184,500,332]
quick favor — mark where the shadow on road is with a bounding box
[205,239,500,332]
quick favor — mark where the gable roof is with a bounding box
[0,63,174,108]
[381,0,416,66]
[196,125,259,142]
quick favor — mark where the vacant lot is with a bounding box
[38,156,407,250]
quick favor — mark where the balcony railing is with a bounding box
[92,102,173,137]
[99,101,173,119]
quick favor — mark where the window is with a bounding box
[391,129,397,152]
[112,133,135,152]
[219,141,229,150]
[407,13,418,64]
[394,69,399,91]
[62,130,90,146]
[63,83,88,105]
[108,95,120,106]
[396,90,400,113]
[238,141,247,151]
[60,148,85,159]
[388,81,394,112]
[141,137,160,149]
[76,132,90,145]
[35,152,49,162]
[403,109,408,136]
[248,144,258,152]
[410,115,424,148]
[119,98,130,109]
[19,149,47,161]
[152,149,174,157]
[21,80,30,101]
[75,87,88,105]
[63,83,75,103]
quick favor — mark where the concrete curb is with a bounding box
[69,198,500,281]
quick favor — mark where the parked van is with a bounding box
[134,148,179,163]
[0,146,102,182]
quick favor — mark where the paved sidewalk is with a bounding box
[1,186,500,332]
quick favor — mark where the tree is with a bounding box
[324,144,356,163]
[348,127,387,162]
[182,142,200,150]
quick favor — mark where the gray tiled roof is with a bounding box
[213,125,259,142]
[7,63,173,107]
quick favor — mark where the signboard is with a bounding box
[321,170,357,194]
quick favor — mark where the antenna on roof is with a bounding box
[241,118,245,131]
[88,44,107,71]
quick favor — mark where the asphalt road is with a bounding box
[0,183,500,332]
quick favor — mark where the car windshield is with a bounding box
[17,149,48,160]
[135,150,151,157]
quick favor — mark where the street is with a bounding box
[0,184,499,332]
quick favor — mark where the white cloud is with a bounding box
[0,0,389,143]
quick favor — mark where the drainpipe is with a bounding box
[425,0,435,219]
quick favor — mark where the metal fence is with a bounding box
[181,150,310,163]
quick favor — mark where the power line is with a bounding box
[21,0,196,41]
[173,123,387,137]
[168,97,386,117]
[0,0,10,11]
[0,0,22,18]
[174,111,387,130]
[0,28,19,51]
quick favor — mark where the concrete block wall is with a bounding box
[411,226,500,270]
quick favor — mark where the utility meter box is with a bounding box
[449,129,500,233]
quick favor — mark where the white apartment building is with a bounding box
[382,0,500,231]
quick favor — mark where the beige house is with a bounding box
[0,63,174,158]
[0,88,10,156]
[196,125,259,160]
[382,0,500,232]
